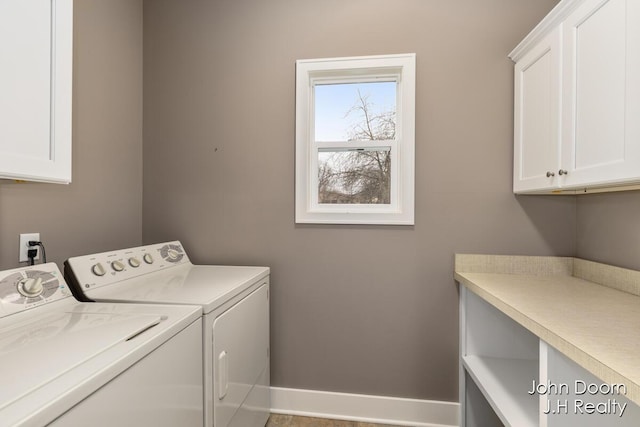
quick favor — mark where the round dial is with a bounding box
[0,270,61,305]
[166,249,181,261]
[111,260,125,272]
[17,277,44,298]
[128,257,141,268]
[159,244,184,263]
[92,263,106,276]
[143,253,154,264]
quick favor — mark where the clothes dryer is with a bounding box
[64,241,270,427]
[0,263,203,427]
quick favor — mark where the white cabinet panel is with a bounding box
[0,0,72,183]
[542,342,640,427]
[561,0,640,188]
[514,28,562,193]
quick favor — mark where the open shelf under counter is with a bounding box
[462,355,538,427]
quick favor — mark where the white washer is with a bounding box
[64,241,270,427]
[0,262,203,427]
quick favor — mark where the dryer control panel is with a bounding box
[0,263,72,318]
[64,241,191,295]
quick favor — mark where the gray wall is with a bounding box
[143,0,572,401]
[0,0,143,269]
[577,191,640,270]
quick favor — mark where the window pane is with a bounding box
[318,149,391,204]
[314,81,396,142]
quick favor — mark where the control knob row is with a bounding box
[90,253,154,276]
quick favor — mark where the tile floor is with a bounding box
[266,414,404,427]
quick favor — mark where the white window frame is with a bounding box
[295,53,416,225]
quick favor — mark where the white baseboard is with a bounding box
[270,386,460,427]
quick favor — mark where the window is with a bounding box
[295,54,416,225]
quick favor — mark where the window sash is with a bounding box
[311,143,399,210]
[311,77,399,144]
[315,145,394,206]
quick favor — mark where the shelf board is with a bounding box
[462,355,538,427]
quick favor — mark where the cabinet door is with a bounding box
[513,27,562,193]
[0,0,72,183]
[561,0,640,189]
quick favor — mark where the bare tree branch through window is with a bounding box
[318,90,394,204]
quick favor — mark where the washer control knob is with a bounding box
[111,260,125,272]
[143,253,154,264]
[17,277,44,298]
[166,249,181,261]
[92,263,106,276]
[128,257,141,268]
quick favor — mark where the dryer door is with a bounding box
[212,283,269,427]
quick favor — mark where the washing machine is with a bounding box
[0,262,203,427]
[64,241,270,427]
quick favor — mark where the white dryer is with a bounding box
[64,241,270,427]
[0,262,203,427]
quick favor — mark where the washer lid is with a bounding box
[85,265,269,314]
[0,310,162,411]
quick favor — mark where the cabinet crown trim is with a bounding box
[509,0,584,62]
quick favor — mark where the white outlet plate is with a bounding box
[19,233,40,262]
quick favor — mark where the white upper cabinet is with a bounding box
[0,0,73,184]
[513,27,562,193]
[510,0,640,194]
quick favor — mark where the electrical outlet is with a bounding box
[19,233,40,262]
